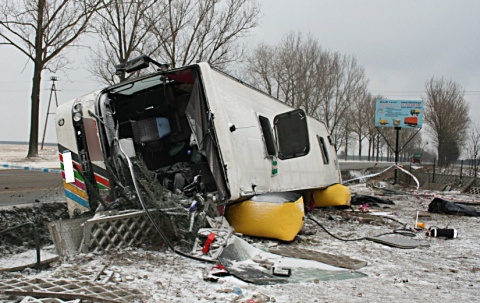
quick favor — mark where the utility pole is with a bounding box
[394,127,401,184]
[41,76,59,150]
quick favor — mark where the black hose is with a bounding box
[306,213,367,242]
[306,212,417,242]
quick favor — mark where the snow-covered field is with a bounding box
[1,144,479,303]
[0,143,59,169]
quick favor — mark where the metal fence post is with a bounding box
[33,223,41,270]
[460,160,463,183]
[409,162,412,185]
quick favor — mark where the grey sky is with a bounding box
[0,0,479,143]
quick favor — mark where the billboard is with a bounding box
[375,100,423,128]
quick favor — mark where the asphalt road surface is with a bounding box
[338,161,394,170]
[0,170,63,207]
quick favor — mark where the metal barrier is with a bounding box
[400,166,479,192]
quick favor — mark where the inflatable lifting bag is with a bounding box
[313,183,351,207]
[225,192,304,241]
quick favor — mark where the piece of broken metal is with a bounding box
[272,267,291,277]
[191,227,234,261]
[268,247,367,270]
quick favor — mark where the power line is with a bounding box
[374,90,480,94]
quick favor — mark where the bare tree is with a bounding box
[424,77,470,167]
[275,33,328,115]
[0,0,103,157]
[244,43,277,96]
[466,123,480,176]
[151,0,260,69]
[89,0,163,84]
[244,32,369,152]
[315,52,369,152]
[348,91,371,159]
[365,95,384,161]
[245,33,325,112]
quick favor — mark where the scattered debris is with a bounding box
[0,203,68,256]
[365,235,423,249]
[268,247,367,270]
[358,203,371,212]
[351,194,395,206]
[191,227,234,261]
[218,236,366,285]
[428,198,480,216]
[19,297,81,303]
[1,181,480,301]
[415,211,432,219]
[232,293,276,303]
[0,249,59,273]
[203,263,228,282]
[426,228,458,239]
[0,278,145,303]
[271,266,291,277]
[48,217,88,257]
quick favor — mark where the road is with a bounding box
[338,161,394,170]
[0,169,63,207]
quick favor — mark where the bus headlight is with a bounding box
[73,112,82,122]
[73,103,82,112]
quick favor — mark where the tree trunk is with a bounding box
[27,62,43,157]
[368,138,375,161]
[372,136,375,161]
[27,0,45,158]
[344,136,348,160]
[358,135,362,160]
[438,142,447,167]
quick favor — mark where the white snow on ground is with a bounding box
[1,144,480,302]
[0,143,59,169]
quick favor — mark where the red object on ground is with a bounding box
[358,203,371,212]
[202,232,216,254]
[211,263,227,271]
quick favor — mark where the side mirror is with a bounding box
[124,55,151,73]
[115,55,169,75]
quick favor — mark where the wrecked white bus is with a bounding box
[55,57,342,246]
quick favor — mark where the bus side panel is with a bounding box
[198,64,341,200]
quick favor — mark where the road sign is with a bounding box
[375,100,423,128]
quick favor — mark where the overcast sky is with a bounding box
[0,0,479,143]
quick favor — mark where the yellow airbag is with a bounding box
[313,183,351,207]
[225,194,304,241]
